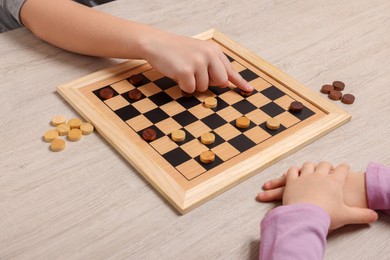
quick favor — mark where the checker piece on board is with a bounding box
[200,150,215,164]
[171,129,186,142]
[289,101,304,112]
[129,74,143,86]
[201,132,215,145]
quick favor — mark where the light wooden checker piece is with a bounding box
[57,29,351,214]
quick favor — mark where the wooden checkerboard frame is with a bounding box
[57,29,351,214]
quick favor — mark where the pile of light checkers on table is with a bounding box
[321,81,355,104]
[43,116,94,152]
[102,74,305,164]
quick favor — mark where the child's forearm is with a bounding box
[20,0,156,59]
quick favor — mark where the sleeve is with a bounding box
[0,0,27,25]
[259,203,330,260]
[365,162,390,215]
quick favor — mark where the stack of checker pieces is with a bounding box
[93,54,315,182]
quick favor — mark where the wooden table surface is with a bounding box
[1,0,390,259]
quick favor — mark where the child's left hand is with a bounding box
[262,162,378,230]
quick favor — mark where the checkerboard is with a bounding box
[58,29,351,213]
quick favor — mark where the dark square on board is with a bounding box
[162,147,192,167]
[260,86,285,100]
[149,91,174,106]
[289,106,315,121]
[114,105,141,121]
[176,96,202,109]
[143,108,170,124]
[239,68,260,82]
[232,99,258,115]
[228,134,256,153]
[153,76,177,90]
[172,110,199,127]
[201,113,228,129]
[260,102,286,118]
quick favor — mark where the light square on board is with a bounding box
[155,117,183,135]
[213,123,241,141]
[137,82,162,97]
[230,60,246,72]
[164,86,183,100]
[160,101,186,117]
[211,142,240,161]
[125,114,153,132]
[243,126,271,144]
[149,135,179,155]
[176,159,206,180]
[245,109,270,125]
[188,103,215,120]
[185,120,212,138]
[104,95,130,111]
[132,98,158,114]
[246,92,272,108]
[180,139,209,158]
[143,68,164,81]
[111,80,135,94]
[273,95,296,110]
[275,111,301,128]
[218,90,245,105]
[251,77,273,91]
[216,106,243,123]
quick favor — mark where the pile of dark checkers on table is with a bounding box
[321,81,355,104]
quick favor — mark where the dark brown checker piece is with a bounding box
[181,90,193,97]
[240,89,254,97]
[328,90,342,100]
[99,87,114,100]
[142,128,157,141]
[289,101,304,112]
[129,74,144,86]
[341,94,355,104]
[333,81,345,91]
[128,89,143,101]
[321,84,334,94]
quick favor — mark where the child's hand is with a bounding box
[141,31,253,93]
[257,162,368,209]
[280,162,377,230]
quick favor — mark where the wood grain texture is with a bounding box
[1,0,390,259]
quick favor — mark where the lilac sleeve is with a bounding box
[259,204,330,260]
[365,162,390,214]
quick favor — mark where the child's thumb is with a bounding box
[344,207,378,225]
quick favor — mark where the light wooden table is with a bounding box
[1,0,390,259]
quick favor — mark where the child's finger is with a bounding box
[331,163,349,184]
[262,175,286,190]
[340,207,378,227]
[314,161,334,176]
[195,68,209,92]
[286,166,300,181]
[257,187,284,202]
[299,162,317,176]
[177,73,196,93]
[219,52,253,92]
[208,58,228,87]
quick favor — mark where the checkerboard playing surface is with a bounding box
[58,29,350,213]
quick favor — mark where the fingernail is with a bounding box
[246,84,254,91]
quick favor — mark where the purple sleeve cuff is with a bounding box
[366,162,390,213]
[259,204,330,260]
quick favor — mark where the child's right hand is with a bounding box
[257,162,369,209]
[140,30,253,94]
